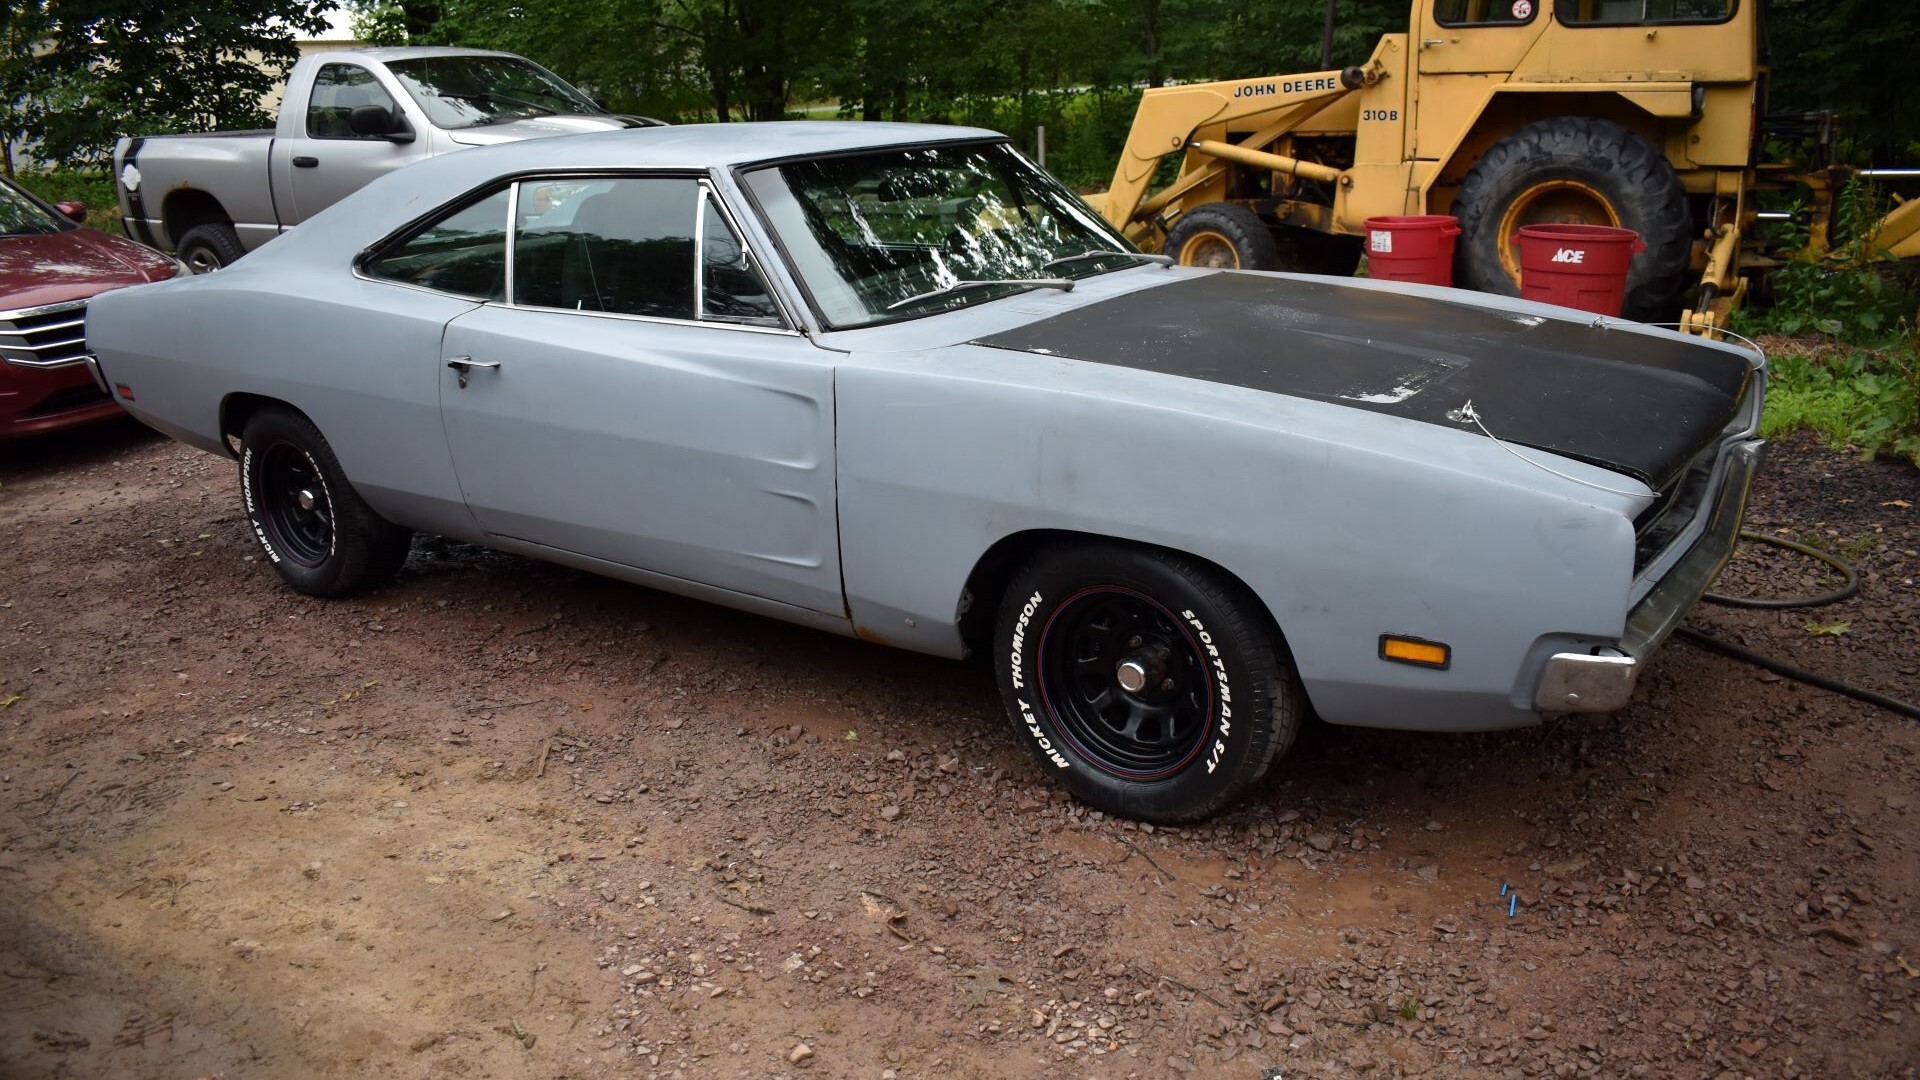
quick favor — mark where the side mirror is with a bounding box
[349,103,413,142]
[54,200,87,223]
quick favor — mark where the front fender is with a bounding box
[835,345,1638,733]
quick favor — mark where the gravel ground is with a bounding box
[2,419,1917,1080]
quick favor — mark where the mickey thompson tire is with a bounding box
[994,543,1304,823]
[1451,116,1692,323]
[240,407,412,597]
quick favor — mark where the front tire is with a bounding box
[1164,204,1279,271]
[175,223,246,273]
[1451,116,1691,322]
[994,543,1303,823]
[240,408,411,597]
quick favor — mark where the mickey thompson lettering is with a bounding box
[1010,592,1070,768]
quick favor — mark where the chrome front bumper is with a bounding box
[1534,438,1765,713]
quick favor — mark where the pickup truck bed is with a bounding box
[115,46,648,270]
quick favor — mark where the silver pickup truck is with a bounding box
[113,46,661,271]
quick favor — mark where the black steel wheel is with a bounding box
[254,440,335,567]
[1039,586,1213,779]
[240,407,412,597]
[994,542,1304,823]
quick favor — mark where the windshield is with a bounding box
[742,141,1141,328]
[385,55,602,129]
[0,181,70,237]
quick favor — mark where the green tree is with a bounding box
[1,0,335,169]
[1766,0,1920,164]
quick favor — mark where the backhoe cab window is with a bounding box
[1433,0,1537,25]
[1558,0,1734,25]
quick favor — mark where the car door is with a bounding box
[437,174,844,617]
[279,61,430,224]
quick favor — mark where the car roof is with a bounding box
[334,46,530,63]
[445,121,1008,172]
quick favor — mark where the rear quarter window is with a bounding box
[364,188,509,300]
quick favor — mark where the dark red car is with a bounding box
[1,176,184,440]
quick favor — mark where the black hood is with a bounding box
[973,272,1753,491]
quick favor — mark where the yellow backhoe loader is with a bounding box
[1088,0,1920,330]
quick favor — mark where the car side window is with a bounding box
[512,177,698,319]
[364,188,509,300]
[700,196,781,326]
[307,64,402,139]
[1432,0,1537,25]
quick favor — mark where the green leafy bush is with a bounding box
[1739,180,1917,343]
[11,170,121,233]
[1761,337,1920,466]
[1740,180,1920,467]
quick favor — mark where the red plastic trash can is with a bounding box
[1363,215,1461,287]
[1514,224,1645,317]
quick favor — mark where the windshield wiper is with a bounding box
[886,277,1075,311]
[1041,249,1175,271]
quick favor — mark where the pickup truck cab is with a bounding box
[114,46,661,271]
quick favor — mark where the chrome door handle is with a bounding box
[446,356,501,388]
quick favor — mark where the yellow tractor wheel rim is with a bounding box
[1495,180,1621,285]
[1177,229,1242,269]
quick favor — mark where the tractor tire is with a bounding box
[1165,204,1279,271]
[1451,117,1691,322]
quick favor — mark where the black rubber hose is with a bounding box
[1686,532,1920,720]
[1675,626,1920,721]
[1702,531,1859,609]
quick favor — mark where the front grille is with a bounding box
[0,300,90,368]
[1632,450,1716,572]
[1631,375,1761,575]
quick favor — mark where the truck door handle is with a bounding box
[446,356,501,388]
[292,156,319,168]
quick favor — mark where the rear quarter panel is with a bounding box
[85,264,481,540]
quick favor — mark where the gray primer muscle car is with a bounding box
[86,122,1764,823]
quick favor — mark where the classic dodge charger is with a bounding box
[86,122,1764,823]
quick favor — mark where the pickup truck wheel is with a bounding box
[240,408,411,597]
[995,543,1302,824]
[175,224,246,273]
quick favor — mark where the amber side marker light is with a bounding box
[1379,635,1450,670]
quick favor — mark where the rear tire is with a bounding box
[1451,116,1691,321]
[994,542,1303,824]
[175,223,246,273]
[239,408,411,597]
[1165,204,1279,271]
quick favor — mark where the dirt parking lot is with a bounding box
[3,419,1918,1080]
